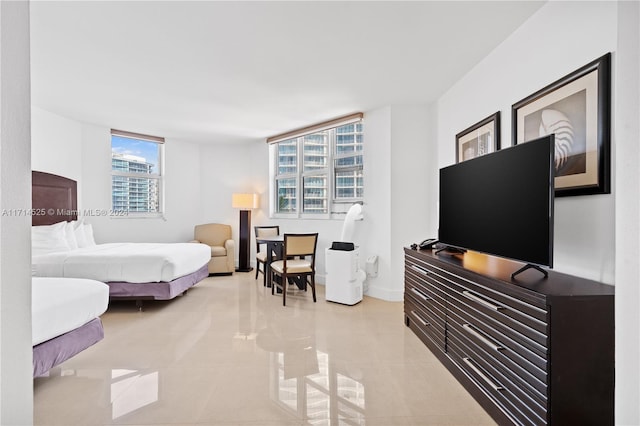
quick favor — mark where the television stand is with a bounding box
[511,263,548,279]
[434,245,466,255]
[404,248,614,425]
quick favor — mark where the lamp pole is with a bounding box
[237,208,252,272]
[232,193,259,273]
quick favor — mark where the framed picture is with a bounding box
[456,112,500,163]
[512,53,611,197]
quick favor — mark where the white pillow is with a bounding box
[83,223,96,246]
[65,221,79,250]
[74,221,88,248]
[32,221,70,257]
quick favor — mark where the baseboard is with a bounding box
[365,285,404,302]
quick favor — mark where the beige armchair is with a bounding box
[191,223,235,275]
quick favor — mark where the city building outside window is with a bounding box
[111,129,164,217]
[270,114,363,218]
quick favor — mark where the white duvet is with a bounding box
[32,242,211,283]
[32,277,109,346]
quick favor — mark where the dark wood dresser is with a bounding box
[404,247,614,426]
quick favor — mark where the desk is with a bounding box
[256,234,284,288]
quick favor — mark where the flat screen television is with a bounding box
[438,135,555,277]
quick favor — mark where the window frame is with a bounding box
[110,129,165,219]
[269,115,363,219]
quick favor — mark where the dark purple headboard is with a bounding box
[32,171,78,226]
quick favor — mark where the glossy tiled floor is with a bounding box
[34,272,496,425]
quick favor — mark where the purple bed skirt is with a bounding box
[33,317,104,378]
[106,263,209,300]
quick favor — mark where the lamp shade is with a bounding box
[232,193,259,210]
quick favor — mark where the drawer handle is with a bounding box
[462,324,504,352]
[411,287,431,302]
[462,290,503,311]
[410,310,430,327]
[462,357,504,391]
[410,265,428,276]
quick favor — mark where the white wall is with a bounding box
[80,124,204,244]
[389,105,433,299]
[434,1,617,284]
[199,142,263,246]
[614,1,640,423]
[31,108,82,180]
[31,107,84,208]
[358,106,392,297]
[0,1,33,423]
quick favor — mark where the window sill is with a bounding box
[109,213,165,220]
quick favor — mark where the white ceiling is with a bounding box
[30,1,544,144]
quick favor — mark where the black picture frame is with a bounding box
[512,52,611,197]
[455,112,501,163]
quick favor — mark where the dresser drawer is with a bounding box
[405,282,447,326]
[447,291,548,366]
[447,309,548,403]
[425,266,548,346]
[405,296,445,349]
[447,332,548,426]
[405,267,448,313]
[419,259,548,325]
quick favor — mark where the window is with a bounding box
[334,123,364,199]
[270,114,363,217]
[111,129,164,216]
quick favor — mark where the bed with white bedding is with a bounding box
[32,277,109,377]
[33,242,210,283]
[32,242,211,300]
[31,170,211,304]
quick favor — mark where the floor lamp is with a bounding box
[232,193,259,272]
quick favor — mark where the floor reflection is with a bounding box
[270,350,366,424]
[35,366,160,422]
[252,280,367,423]
[111,369,159,419]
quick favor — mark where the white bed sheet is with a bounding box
[32,277,109,346]
[32,242,211,283]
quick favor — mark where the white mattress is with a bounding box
[32,242,211,283]
[32,277,109,346]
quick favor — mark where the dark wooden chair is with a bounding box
[270,233,318,306]
[254,225,280,286]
